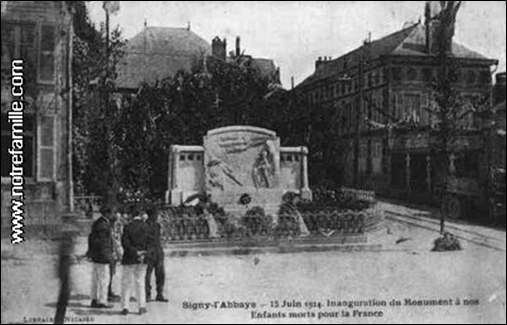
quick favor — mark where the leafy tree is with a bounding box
[424,1,492,232]
[72,2,126,206]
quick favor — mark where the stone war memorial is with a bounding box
[163,125,377,245]
[167,126,312,214]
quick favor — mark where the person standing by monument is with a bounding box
[121,208,150,315]
[145,208,169,302]
[87,206,115,308]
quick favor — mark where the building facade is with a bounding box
[295,15,498,202]
[1,1,74,232]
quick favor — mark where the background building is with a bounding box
[116,25,210,91]
[1,1,74,233]
[117,26,280,92]
[295,10,498,202]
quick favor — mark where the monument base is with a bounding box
[169,190,184,206]
[209,188,285,216]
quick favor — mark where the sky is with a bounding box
[88,1,506,88]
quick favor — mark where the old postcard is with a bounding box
[1,1,506,324]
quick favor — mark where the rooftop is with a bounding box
[117,26,210,89]
[298,22,496,88]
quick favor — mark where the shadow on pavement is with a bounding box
[69,294,91,301]
[45,301,92,309]
[70,308,124,317]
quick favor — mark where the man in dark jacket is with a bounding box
[145,208,168,302]
[88,206,115,308]
[121,208,150,315]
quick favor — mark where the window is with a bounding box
[37,115,56,181]
[479,71,491,85]
[466,71,477,85]
[462,96,480,129]
[455,151,479,179]
[422,68,434,82]
[404,94,421,121]
[1,22,56,83]
[391,153,406,188]
[395,94,403,119]
[39,25,56,83]
[1,24,15,72]
[345,104,350,131]
[406,67,418,81]
[1,113,35,178]
[346,103,352,131]
[1,23,36,75]
[392,67,403,82]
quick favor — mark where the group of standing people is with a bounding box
[87,205,168,315]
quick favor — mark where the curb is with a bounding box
[164,243,383,258]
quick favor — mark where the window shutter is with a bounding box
[421,94,429,125]
[37,115,57,181]
[39,25,55,83]
[396,94,403,119]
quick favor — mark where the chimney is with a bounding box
[315,56,326,70]
[315,57,324,70]
[494,72,506,105]
[236,36,241,57]
[212,37,227,61]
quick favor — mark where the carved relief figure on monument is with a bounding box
[252,142,276,188]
